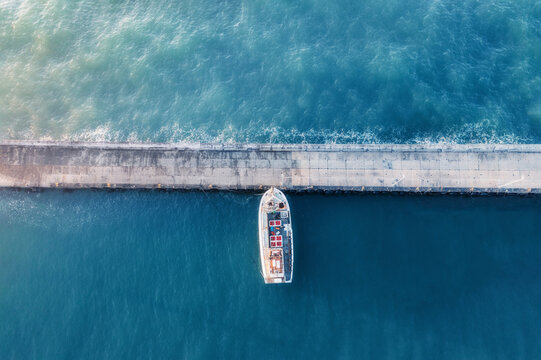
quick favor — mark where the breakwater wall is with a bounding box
[1,141,541,194]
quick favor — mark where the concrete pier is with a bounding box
[1,140,541,194]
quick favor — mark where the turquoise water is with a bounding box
[0,1,540,143]
[2,1,541,358]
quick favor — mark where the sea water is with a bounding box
[1,1,541,359]
[0,1,540,143]
[1,191,541,359]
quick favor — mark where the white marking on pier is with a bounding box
[498,175,525,188]
[391,173,405,186]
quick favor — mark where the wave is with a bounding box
[0,121,532,145]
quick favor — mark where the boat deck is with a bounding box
[267,211,293,282]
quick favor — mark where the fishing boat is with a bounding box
[258,187,294,284]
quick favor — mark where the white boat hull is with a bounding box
[258,187,294,284]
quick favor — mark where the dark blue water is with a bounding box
[1,190,541,359]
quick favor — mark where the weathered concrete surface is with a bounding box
[1,140,541,193]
